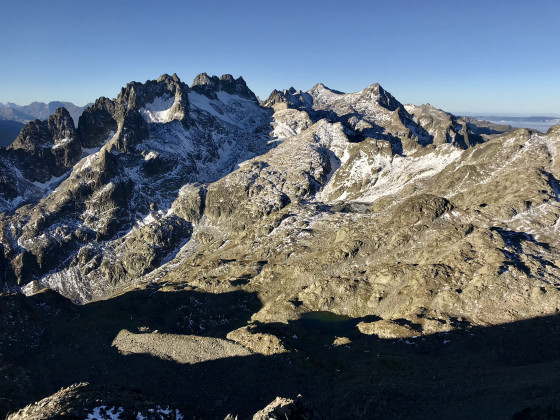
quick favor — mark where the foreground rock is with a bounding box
[7,383,185,420]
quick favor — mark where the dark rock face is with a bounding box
[8,106,78,154]
[8,107,81,178]
[0,154,24,201]
[263,87,313,108]
[80,73,191,153]
[77,97,118,148]
[192,72,258,101]
[116,73,190,115]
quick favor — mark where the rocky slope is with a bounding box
[1,73,560,418]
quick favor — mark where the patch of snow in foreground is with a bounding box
[138,407,184,420]
[87,406,123,419]
[87,405,183,420]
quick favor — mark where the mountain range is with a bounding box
[2,73,560,419]
[0,101,91,147]
[470,115,560,131]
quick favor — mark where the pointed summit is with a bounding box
[310,82,327,91]
[309,83,345,96]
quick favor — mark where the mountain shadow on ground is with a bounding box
[2,287,560,419]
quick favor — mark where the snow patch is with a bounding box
[140,95,180,123]
[357,145,463,203]
[87,406,123,420]
[144,151,159,160]
[52,137,73,149]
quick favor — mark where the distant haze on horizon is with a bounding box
[1,0,558,115]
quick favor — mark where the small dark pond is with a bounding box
[300,311,358,335]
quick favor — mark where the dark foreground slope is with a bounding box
[2,288,560,419]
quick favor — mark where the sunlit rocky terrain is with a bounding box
[2,73,560,419]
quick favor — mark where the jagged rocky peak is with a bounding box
[262,89,285,107]
[77,97,118,149]
[191,72,216,89]
[116,73,190,115]
[263,86,312,108]
[9,107,78,152]
[78,74,192,153]
[305,81,402,113]
[0,107,83,207]
[266,81,402,114]
[191,72,257,101]
[48,107,78,142]
[359,83,401,112]
[5,106,82,179]
[310,82,327,90]
[157,72,180,84]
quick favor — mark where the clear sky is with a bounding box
[1,0,558,115]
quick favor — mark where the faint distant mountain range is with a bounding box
[468,115,560,131]
[0,101,91,147]
[0,101,91,123]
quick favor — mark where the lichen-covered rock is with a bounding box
[391,194,453,225]
[226,325,289,355]
[172,184,206,223]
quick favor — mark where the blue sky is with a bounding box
[1,0,558,114]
